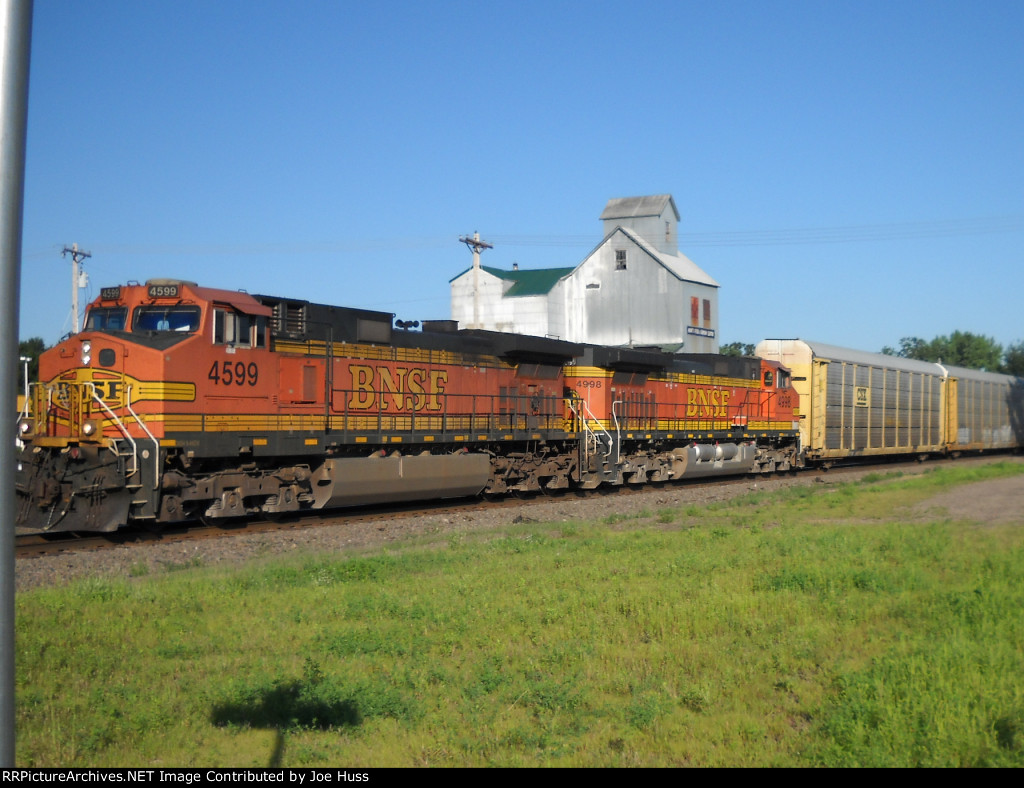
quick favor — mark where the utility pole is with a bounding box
[1,0,33,767]
[62,243,90,333]
[459,232,492,329]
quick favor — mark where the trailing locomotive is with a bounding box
[15,279,801,534]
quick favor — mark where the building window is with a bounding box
[615,249,627,270]
[703,299,711,328]
[690,297,699,325]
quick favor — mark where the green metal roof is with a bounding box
[452,265,576,296]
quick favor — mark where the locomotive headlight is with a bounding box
[81,419,99,437]
[81,341,92,365]
[18,417,32,435]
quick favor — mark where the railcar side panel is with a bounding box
[757,339,949,461]
[946,366,1024,452]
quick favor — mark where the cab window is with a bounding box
[84,307,128,331]
[213,308,266,348]
[133,306,201,333]
[764,370,774,387]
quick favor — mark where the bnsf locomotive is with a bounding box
[15,279,802,534]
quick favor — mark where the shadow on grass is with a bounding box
[211,678,364,765]
[211,679,364,730]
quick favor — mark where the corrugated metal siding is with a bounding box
[953,374,1017,449]
[757,338,1024,458]
[558,242,717,351]
[758,340,947,458]
[822,360,943,453]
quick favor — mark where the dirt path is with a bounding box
[911,473,1024,525]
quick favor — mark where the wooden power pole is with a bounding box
[62,243,90,333]
[459,232,492,329]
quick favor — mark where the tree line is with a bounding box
[880,332,1024,375]
[720,331,1024,375]
[16,337,45,391]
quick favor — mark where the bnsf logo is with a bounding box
[686,388,732,418]
[53,378,126,408]
[347,365,448,411]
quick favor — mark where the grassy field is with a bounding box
[15,461,1024,767]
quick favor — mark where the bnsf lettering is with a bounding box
[55,379,126,407]
[208,361,259,386]
[348,364,447,411]
[101,381,121,401]
[686,388,731,417]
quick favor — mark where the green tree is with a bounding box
[1003,341,1024,376]
[17,337,46,392]
[720,341,755,357]
[881,336,927,358]
[880,331,1003,371]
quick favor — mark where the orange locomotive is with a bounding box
[15,279,801,533]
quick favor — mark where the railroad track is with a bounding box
[15,454,1017,561]
[14,485,579,559]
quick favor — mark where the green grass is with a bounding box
[15,460,1024,767]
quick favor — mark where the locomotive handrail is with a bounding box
[610,399,624,463]
[567,393,614,464]
[85,382,139,478]
[123,385,161,490]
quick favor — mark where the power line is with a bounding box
[22,213,1024,264]
[491,214,1024,248]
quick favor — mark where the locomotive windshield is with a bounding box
[84,306,128,331]
[133,305,201,333]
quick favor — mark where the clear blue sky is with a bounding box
[19,0,1024,354]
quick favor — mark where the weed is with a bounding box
[163,556,204,572]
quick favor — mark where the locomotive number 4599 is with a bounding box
[208,361,259,386]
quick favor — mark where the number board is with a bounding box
[147,283,179,298]
[100,287,121,300]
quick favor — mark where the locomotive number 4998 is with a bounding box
[208,360,259,386]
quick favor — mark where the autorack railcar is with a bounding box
[754,339,1024,465]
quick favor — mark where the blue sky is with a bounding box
[19,0,1024,353]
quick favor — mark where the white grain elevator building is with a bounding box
[450,194,720,352]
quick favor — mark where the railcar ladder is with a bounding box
[84,383,139,478]
[86,383,160,494]
[566,393,616,469]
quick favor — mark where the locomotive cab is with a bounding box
[754,358,800,463]
[16,279,275,532]
[758,358,797,419]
